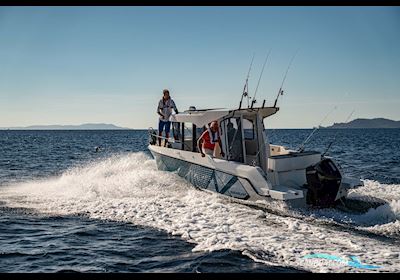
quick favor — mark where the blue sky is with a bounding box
[0,6,399,129]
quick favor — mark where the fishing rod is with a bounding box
[322,109,355,157]
[251,49,271,109]
[273,49,299,108]
[297,105,338,152]
[238,53,255,110]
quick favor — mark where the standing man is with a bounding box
[157,89,178,146]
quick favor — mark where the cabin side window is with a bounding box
[171,122,181,141]
[180,122,202,152]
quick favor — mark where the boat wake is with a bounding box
[0,152,399,272]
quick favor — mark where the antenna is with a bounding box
[251,49,271,109]
[297,105,338,152]
[273,49,299,107]
[322,109,355,156]
[238,53,255,110]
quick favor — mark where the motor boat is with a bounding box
[147,105,370,210]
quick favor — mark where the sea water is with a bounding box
[0,129,399,272]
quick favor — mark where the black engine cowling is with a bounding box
[306,158,342,207]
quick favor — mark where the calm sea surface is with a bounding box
[0,129,399,272]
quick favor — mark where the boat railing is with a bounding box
[148,127,192,150]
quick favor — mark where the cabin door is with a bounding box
[222,117,244,163]
[242,117,260,166]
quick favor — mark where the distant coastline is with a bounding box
[325,118,400,129]
[0,123,131,130]
[2,118,399,130]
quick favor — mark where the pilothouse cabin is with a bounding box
[167,106,279,173]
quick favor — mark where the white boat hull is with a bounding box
[148,145,308,208]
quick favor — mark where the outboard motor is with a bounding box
[306,158,342,207]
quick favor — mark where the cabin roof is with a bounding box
[170,107,279,127]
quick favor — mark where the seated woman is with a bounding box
[197,121,225,158]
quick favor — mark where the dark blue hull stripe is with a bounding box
[151,150,250,200]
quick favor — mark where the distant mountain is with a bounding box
[0,123,130,130]
[327,118,400,129]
